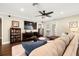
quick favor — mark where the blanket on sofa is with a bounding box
[22,40,47,55]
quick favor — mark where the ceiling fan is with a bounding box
[36,10,54,18]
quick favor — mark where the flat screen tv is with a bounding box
[24,21,37,30]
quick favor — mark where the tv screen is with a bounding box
[24,21,37,30]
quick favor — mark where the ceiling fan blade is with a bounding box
[46,11,53,15]
[35,15,43,17]
[39,11,43,15]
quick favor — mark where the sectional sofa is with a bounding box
[12,32,79,56]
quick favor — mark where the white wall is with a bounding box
[0,19,1,39]
[44,15,79,36]
[1,14,38,44]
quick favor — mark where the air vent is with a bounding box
[32,3,39,6]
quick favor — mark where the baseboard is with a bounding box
[2,41,10,45]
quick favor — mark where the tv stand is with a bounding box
[22,32,40,41]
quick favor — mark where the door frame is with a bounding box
[0,18,2,45]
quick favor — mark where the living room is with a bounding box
[0,3,79,56]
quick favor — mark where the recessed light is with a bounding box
[60,11,64,15]
[20,8,24,12]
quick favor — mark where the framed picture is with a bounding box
[12,21,19,27]
[69,21,78,28]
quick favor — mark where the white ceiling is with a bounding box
[0,3,79,22]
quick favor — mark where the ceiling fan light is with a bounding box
[42,16,45,18]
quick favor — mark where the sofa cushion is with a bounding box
[54,33,74,56]
[54,38,66,56]
[67,32,74,40]
[60,35,70,45]
[63,34,79,56]
[22,40,47,55]
[29,42,58,56]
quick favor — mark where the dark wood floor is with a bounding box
[0,43,79,56]
[0,42,21,56]
[0,45,1,56]
[0,44,11,56]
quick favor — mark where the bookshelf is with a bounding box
[10,28,21,43]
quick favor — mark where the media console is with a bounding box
[22,32,41,41]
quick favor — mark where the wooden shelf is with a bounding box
[10,28,21,44]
